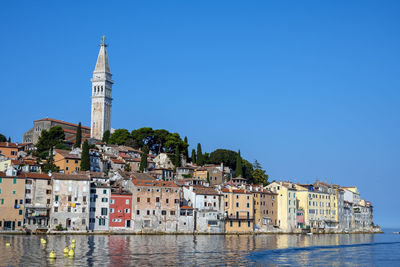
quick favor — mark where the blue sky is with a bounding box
[1,1,399,227]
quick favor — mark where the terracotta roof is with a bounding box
[180,205,194,210]
[52,173,90,181]
[111,158,125,164]
[54,149,81,160]
[131,179,178,188]
[187,186,222,195]
[0,142,18,148]
[130,173,156,180]
[34,118,90,130]
[20,173,51,179]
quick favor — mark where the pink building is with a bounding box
[297,209,305,228]
[110,192,132,229]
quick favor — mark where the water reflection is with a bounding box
[0,233,398,266]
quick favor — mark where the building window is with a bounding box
[0,199,3,205]
[111,199,115,204]
[125,209,130,213]
[19,199,23,204]
[19,210,22,215]
[248,221,251,227]
[54,207,58,212]
[13,178,17,184]
[102,198,108,202]
[55,195,59,202]
[137,197,140,202]
[238,221,241,227]
[247,203,250,208]
[12,190,16,195]
[125,199,129,204]
[166,199,169,204]
[156,197,160,202]
[230,221,233,227]
[161,210,166,215]
[170,211,175,215]
[236,203,239,208]
[68,196,72,201]
[147,210,150,215]
[137,210,140,215]
[82,219,86,225]
[0,178,2,183]
[147,198,150,203]
[101,208,107,215]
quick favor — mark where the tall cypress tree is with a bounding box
[197,143,203,166]
[235,149,243,177]
[183,136,189,161]
[102,130,110,144]
[191,149,196,164]
[80,140,90,171]
[74,122,82,148]
[174,145,181,168]
[7,137,11,142]
[139,146,149,173]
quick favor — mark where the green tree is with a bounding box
[80,140,90,171]
[196,143,204,166]
[0,134,6,142]
[252,160,269,185]
[139,146,149,172]
[42,153,59,173]
[183,136,189,161]
[109,129,130,145]
[235,150,243,177]
[102,130,111,144]
[191,149,196,163]
[74,122,82,148]
[173,145,180,168]
[124,164,131,172]
[36,126,66,159]
[7,137,11,142]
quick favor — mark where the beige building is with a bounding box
[0,172,25,230]
[252,187,278,230]
[266,182,297,231]
[23,173,52,231]
[50,173,90,230]
[222,187,254,233]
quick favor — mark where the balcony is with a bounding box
[225,215,254,221]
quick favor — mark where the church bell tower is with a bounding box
[91,36,113,140]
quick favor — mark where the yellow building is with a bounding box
[266,182,297,231]
[0,172,25,230]
[193,169,208,180]
[222,187,254,233]
[54,149,81,174]
[294,183,338,229]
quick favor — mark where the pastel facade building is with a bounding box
[266,182,297,231]
[50,173,90,230]
[131,180,181,232]
[0,172,25,230]
[182,186,224,233]
[252,187,278,231]
[53,149,81,174]
[109,191,132,229]
[23,173,52,231]
[222,187,254,233]
[89,183,110,231]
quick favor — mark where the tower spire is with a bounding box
[94,35,111,74]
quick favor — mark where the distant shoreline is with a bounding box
[0,229,384,236]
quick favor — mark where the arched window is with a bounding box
[54,218,58,224]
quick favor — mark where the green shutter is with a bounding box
[13,178,17,184]
[0,178,2,183]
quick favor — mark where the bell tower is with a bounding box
[90,36,113,140]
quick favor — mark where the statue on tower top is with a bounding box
[100,35,107,46]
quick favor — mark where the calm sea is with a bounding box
[0,230,399,266]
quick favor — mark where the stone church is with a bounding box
[23,37,114,144]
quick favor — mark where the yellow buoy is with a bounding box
[49,250,57,259]
[5,243,10,247]
[41,238,47,244]
[64,246,69,254]
[71,239,76,243]
[71,243,76,249]
[68,248,75,257]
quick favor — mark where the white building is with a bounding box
[89,183,110,231]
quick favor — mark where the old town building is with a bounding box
[0,172,25,230]
[50,173,90,230]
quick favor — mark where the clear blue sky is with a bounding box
[1,1,399,228]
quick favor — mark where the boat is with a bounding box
[392,232,400,234]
